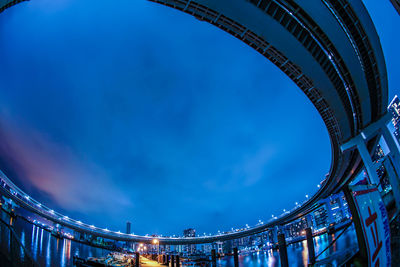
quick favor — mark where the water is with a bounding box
[1,214,358,267]
[1,215,110,267]
[216,228,358,267]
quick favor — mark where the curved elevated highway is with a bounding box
[0,0,389,245]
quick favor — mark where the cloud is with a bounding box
[0,111,133,214]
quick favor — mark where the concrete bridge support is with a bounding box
[135,252,139,267]
[233,247,239,267]
[277,233,288,267]
[342,112,400,212]
[211,249,216,266]
[305,227,316,265]
[341,112,399,265]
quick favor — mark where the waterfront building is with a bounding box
[200,243,212,254]
[223,239,233,254]
[267,230,275,243]
[327,192,350,224]
[313,207,328,229]
[372,144,390,189]
[285,217,309,238]
[183,228,196,254]
[389,95,400,144]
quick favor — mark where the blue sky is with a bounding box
[0,0,398,235]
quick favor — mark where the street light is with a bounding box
[152,239,159,255]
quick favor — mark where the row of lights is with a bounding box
[14,178,323,239]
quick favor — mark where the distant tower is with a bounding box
[126,221,131,234]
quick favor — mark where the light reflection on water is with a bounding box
[218,226,358,267]
[20,229,25,262]
[4,218,110,267]
[46,231,51,267]
[2,216,358,267]
[301,240,308,266]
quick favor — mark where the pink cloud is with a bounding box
[0,111,133,214]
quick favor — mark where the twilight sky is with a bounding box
[0,0,398,235]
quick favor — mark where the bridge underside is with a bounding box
[0,0,389,245]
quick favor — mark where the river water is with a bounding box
[216,230,358,266]
[0,214,358,267]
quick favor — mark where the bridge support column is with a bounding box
[305,227,316,265]
[211,249,217,266]
[277,233,288,267]
[233,247,239,267]
[343,134,381,184]
[176,255,180,267]
[135,252,139,267]
[342,112,400,211]
[170,255,175,267]
[342,187,369,265]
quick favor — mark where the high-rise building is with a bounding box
[314,207,328,229]
[183,228,196,255]
[388,95,400,143]
[126,221,131,234]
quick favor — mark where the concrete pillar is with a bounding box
[341,113,400,187]
[233,247,239,267]
[176,255,180,267]
[135,252,139,267]
[170,255,174,267]
[305,228,316,265]
[343,187,368,265]
[211,249,217,266]
[356,136,380,185]
[277,233,288,267]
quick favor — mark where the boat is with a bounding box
[73,252,136,267]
